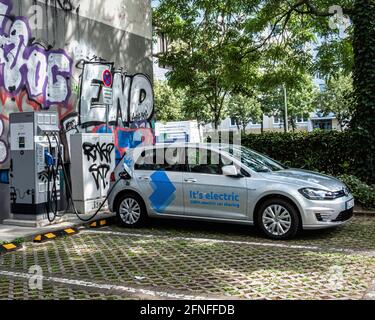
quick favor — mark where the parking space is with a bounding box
[0,217,374,300]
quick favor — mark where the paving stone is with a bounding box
[0,217,374,300]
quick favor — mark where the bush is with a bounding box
[338,175,375,209]
[242,130,374,184]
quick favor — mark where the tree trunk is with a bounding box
[351,0,375,183]
[352,0,375,133]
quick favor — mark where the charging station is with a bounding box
[3,111,118,228]
[70,133,115,215]
[7,112,65,225]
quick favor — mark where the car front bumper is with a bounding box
[299,195,355,230]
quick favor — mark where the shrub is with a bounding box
[338,175,375,209]
[242,130,374,184]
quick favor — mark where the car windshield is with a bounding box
[224,146,287,173]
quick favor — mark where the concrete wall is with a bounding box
[0,0,153,221]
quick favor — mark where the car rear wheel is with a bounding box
[257,198,300,240]
[117,194,147,228]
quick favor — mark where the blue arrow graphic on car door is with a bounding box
[149,171,176,213]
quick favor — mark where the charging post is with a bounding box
[5,112,64,227]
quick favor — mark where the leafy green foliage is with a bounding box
[242,130,373,184]
[349,1,375,194]
[154,0,374,175]
[154,80,185,122]
[317,73,355,130]
[228,94,262,131]
[154,0,259,129]
[351,0,375,136]
[257,75,319,131]
[182,88,213,126]
[338,175,375,209]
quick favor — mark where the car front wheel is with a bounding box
[117,194,147,228]
[257,199,300,240]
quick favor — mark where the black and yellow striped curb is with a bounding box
[33,228,79,243]
[88,218,116,229]
[0,242,22,255]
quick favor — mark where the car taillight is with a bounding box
[110,172,116,182]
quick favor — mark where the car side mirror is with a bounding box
[222,165,242,178]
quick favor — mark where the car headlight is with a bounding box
[299,188,343,200]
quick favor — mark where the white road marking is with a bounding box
[82,229,371,255]
[0,270,212,300]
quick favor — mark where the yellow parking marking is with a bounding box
[34,235,42,242]
[3,243,17,250]
[45,233,56,239]
[64,229,76,235]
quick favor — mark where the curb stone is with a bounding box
[0,242,22,255]
[354,210,375,217]
[1,217,117,254]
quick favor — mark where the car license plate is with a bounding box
[346,199,355,210]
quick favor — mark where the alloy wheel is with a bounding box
[262,204,292,236]
[119,197,141,225]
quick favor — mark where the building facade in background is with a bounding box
[0,0,153,221]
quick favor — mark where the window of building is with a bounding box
[273,115,284,125]
[313,120,333,130]
[249,119,261,126]
[296,115,309,123]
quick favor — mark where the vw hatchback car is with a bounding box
[108,143,354,240]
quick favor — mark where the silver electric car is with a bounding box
[108,143,354,240]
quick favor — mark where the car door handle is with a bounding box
[184,178,197,183]
[139,176,150,181]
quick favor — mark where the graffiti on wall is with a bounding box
[0,0,73,108]
[0,0,74,172]
[78,61,154,127]
[82,141,115,190]
[69,60,155,162]
[57,0,75,12]
[0,116,7,164]
[0,0,155,180]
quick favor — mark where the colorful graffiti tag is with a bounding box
[0,0,73,108]
[74,60,155,162]
[0,0,155,177]
[78,61,154,127]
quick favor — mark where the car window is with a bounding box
[163,147,187,172]
[187,148,224,175]
[134,147,187,172]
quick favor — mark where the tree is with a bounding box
[318,73,354,131]
[154,80,184,122]
[228,94,262,132]
[153,0,260,130]
[154,0,374,135]
[258,74,318,132]
[182,90,212,128]
[285,77,319,131]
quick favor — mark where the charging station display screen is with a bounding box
[10,123,34,151]
[18,137,25,149]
